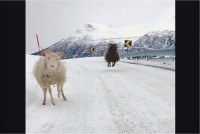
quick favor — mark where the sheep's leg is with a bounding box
[107,62,111,67]
[61,85,67,101]
[57,87,61,98]
[58,85,67,101]
[48,87,55,105]
[42,88,47,105]
[112,62,116,67]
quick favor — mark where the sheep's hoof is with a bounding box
[58,92,61,98]
[63,97,67,101]
[43,102,46,105]
[51,101,55,105]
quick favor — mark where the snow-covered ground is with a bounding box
[26,54,175,134]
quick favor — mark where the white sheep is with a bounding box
[33,49,67,105]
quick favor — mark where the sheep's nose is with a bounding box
[50,65,54,68]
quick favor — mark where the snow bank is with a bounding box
[121,58,175,71]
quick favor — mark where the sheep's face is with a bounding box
[43,50,64,71]
[108,44,117,51]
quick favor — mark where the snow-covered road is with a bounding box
[26,55,175,134]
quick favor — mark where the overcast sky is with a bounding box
[26,0,175,54]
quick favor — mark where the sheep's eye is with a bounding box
[48,57,50,59]
[56,59,58,61]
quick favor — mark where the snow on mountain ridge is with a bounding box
[74,16,175,39]
[75,23,144,39]
[134,30,175,49]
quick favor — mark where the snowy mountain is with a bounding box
[38,23,141,59]
[32,17,175,59]
[133,30,175,49]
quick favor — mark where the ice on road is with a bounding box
[26,55,175,134]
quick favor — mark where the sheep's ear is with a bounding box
[56,51,64,58]
[41,49,51,56]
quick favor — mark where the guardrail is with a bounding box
[120,48,175,58]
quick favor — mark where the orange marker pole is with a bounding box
[36,34,41,56]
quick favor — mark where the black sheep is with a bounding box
[104,44,120,67]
